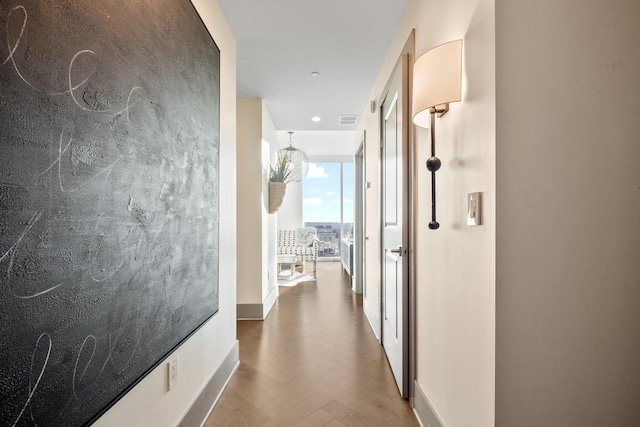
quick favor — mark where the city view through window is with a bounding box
[303,162,354,258]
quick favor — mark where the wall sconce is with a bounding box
[412,39,462,230]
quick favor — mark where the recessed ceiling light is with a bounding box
[312,116,321,122]
[311,72,320,77]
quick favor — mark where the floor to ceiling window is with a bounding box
[303,162,353,258]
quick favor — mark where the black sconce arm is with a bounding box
[426,110,441,230]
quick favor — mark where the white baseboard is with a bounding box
[363,296,381,341]
[178,340,239,427]
[413,380,444,427]
[237,286,279,320]
[262,286,279,318]
[236,304,263,319]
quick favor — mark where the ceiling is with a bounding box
[216,0,409,134]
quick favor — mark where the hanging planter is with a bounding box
[268,181,287,214]
[268,151,293,214]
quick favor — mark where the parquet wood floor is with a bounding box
[204,261,419,427]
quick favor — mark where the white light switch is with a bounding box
[467,192,482,226]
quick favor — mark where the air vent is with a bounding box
[339,115,359,126]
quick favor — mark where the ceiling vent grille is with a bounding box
[339,115,359,126]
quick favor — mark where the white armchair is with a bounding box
[277,228,319,277]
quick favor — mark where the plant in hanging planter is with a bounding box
[268,152,294,214]
[269,151,294,183]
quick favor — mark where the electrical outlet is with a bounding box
[168,356,178,391]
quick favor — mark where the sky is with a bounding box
[303,162,354,224]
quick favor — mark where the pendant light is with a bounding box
[278,131,309,183]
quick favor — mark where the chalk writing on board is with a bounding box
[10,333,53,427]
[0,1,220,425]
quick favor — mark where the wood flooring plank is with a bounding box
[259,387,337,426]
[389,413,422,426]
[207,388,270,427]
[264,376,332,408]
[205,262,418,427]
[320,399,393,427]
[320,371,399,404]
[233,363,281,393]
[289,410,336,427]
[323,420,349,427]
[227,375,278,409]
[203,404,250,427]
[321,385,399,423]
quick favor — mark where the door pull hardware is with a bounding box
[389,246,405,256]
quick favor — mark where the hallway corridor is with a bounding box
[205,261,418,426]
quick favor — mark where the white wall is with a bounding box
[261,103,279,300]
[495,1,640,425]
[236,98,279,316]
[357,0,495,425]
[277,179,303,230]
[237,99,266,304]
[94,1,237,425]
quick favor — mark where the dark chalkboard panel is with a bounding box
[0,1,220,425]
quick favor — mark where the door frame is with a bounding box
[354,134,366,294]
[377,30,416,401]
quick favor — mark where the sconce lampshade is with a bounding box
[412,39,463,128]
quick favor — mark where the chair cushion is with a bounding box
[295,227,317,247]
[277,229,318,262]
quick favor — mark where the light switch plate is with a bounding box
[467,192,482,226]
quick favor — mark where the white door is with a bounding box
[353,137,365,294]
[380,53,409,397]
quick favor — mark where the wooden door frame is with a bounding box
[406,30,417,408]
[378,30,416,400]
[354,134,366,294]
